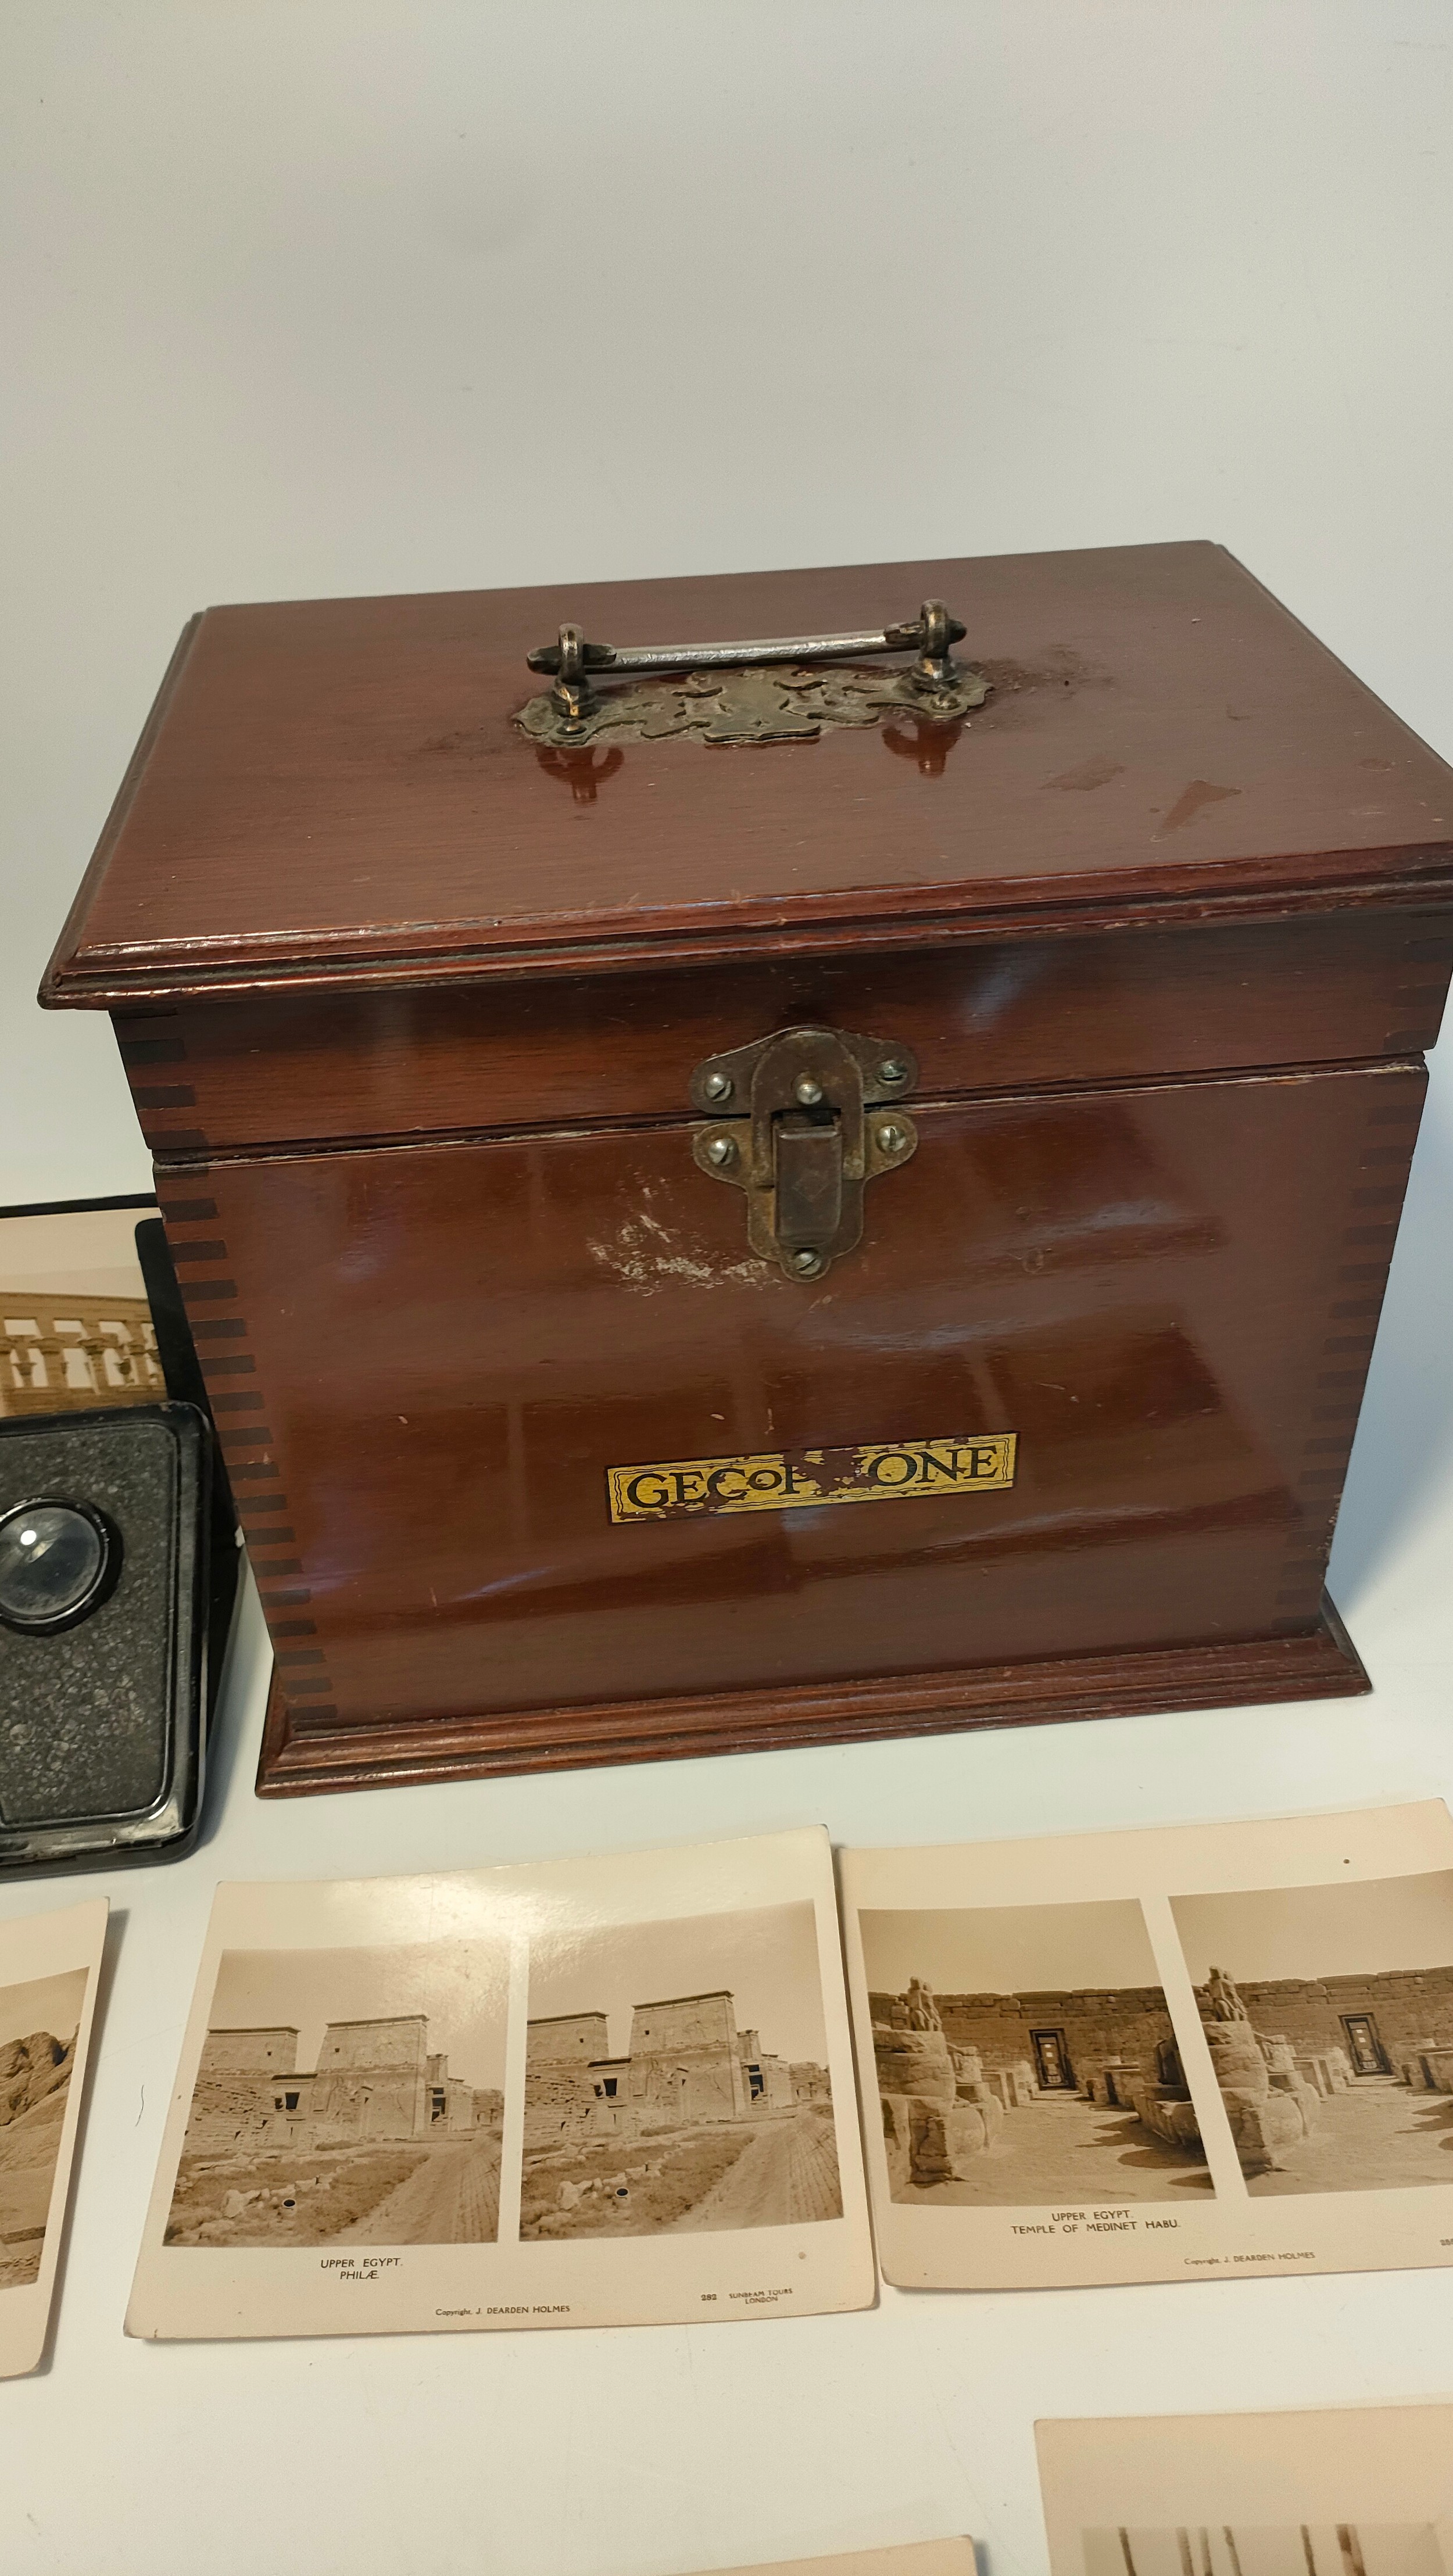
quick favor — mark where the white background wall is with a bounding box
[3,8,1453,2575]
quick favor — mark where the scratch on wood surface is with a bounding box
[586,1205,766,1294]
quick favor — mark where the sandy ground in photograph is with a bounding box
[1241,2079,1453,2197]
[164,2126,503,2248]
[0,2081,70,2286]
[522,2105,842,2240]
[889,2094,1214,2208]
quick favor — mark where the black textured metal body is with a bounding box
[0,1403,215,1871]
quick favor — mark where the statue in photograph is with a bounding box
[903,1977,943,2033]
[1204,1964,1250,2023]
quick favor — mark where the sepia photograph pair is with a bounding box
[164,1900,839,2253]
[129,1828,872,2341]
[860,1864,1453,2212]
[844,1801,1453,2291]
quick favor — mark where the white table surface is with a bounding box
[1,1063,1450,2576]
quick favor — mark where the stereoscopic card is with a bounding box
[841,1799,1453,2291]
[0,1896,107,2377]
[128,1826,872,2341]
[1036,2402,1453,2576]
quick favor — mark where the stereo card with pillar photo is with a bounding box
[0,1199,163,1421]
[1035,2403,1453,2576]
[840,1800,1453,2290]
[127,1828,873,2340]
[0,1897,107,2378]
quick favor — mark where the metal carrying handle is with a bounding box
[528,600,967,730]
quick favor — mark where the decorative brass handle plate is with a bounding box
[516,601,990,748]
[690,1025,918,1281]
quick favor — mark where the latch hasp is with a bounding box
[690,1024,918,1280]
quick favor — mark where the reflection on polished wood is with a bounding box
[152,1056,1418,1787]
[37,541,1453,1791]
[116,909,1451,1160]
[41,546,1453,1005]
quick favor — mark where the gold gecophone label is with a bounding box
[607,1434,1017,1524]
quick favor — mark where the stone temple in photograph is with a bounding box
[185,2015,501,2156]
[868,1975,1201,2195]
[1196,1961,1453,2183]
[525,1989,830,2148]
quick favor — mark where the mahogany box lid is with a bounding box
[42,542,1453,1008]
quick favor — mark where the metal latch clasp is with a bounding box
[689,1026,918,1280]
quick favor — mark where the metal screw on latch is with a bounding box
[878,1058,909,1088]
[875,1120,908,1156]
[790,1248,826,1278]
[705,1135,737,1169]
[703,1070,733,1102]
[795,1074,824,1106]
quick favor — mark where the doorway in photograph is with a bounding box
[163,1939,507,2248]
[860,1898,1211,2205]
[1171,1869,1453,2193]
[1031,2029,1075,2091]
[1342,2014,1391,2077]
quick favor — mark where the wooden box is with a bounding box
[42,544,1453,1796]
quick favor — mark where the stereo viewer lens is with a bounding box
[0,1500,116,1633]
